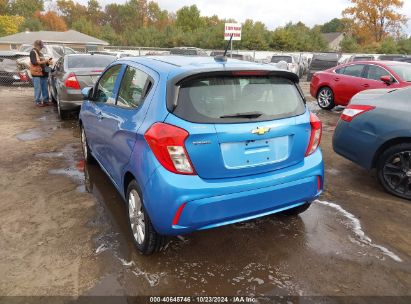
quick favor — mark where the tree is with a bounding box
[321,18,346,33]
[8,0,43,18]
[35,11,67,31]
[175,5,203,32]
[19,17,43,31]
[0,15,24,36]
[343,0,408,43]
[240,20,270,50]
[57,0,87,27]
[147,1,170,30]
[340,35,360,52]
[0,0,10,14]
[396,37,411,54]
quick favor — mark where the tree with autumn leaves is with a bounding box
[0,0,410,53]
[343,0,408,43]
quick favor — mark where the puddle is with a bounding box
[316,200,402,262]
[16,128,51,141]
[47,143,85,185]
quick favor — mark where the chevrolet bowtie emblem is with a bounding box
[252,127,270,135]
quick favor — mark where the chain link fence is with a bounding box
[1,43,376,89]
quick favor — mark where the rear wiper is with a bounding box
[220,111,263,119]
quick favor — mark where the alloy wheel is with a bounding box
[318,88,332,107]
[128,189,145,245]
[382,151,411,198]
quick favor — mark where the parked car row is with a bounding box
[343,54,411,64]
[310,60,411,109]
[308,57,411,201]
[38,48,410,256]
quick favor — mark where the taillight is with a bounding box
[19,72,28,82]
[65,73,81,90]
[340,105,375,122]
[305,112,322,156]
[144,123,196,175]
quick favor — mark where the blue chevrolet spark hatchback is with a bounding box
[79,56,324,255]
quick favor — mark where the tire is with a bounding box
[80,125,94,164]
[126,180,167,255]
[57,98,67,120]
[317,87,335,110]
[48,82,57,104]
[281,203,311,216]
[377,143,411,200]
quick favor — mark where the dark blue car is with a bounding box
[333,87,411,201]
[79,56,324,255]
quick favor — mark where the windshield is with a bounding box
[389,64,411,82]
[67,55,116,69]
[174,75,305,123]
[271,56,292,63]
[19,45,32,52]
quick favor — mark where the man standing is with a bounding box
[30,40,53,107]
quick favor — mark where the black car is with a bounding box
[307,53,340,81]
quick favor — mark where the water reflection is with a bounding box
[83,162,308,296]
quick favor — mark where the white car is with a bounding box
[270,54,301,77]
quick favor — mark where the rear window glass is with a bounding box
[67,55,115,69]
[271,56,292,63]
[173,76,305,123]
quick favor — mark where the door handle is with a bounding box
[334,77,340,81]
[362,84,370,88]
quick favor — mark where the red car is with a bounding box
[310,61,411,110]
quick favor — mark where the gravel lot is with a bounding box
[0,83,410,299]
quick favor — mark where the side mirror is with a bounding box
[82,87,94,100]
[380,75,393,85]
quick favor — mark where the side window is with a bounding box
[95,65,122,104]
[365,65,390,81]
[335,67,345,74]
[342,64,365,78]
[117,66,152,108]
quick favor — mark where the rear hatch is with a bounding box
[166,72,310,179]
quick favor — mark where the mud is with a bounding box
[0,85,410,297]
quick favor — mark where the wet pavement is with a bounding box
[0,85,410,299]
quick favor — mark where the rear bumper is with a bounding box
[143,149,324,235]
[333,120,379,169]
[60,99,82,111]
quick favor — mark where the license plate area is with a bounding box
[220,136,290,169]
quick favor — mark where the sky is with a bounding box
[83,0,411,35]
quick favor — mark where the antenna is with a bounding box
[223,34,233,57]
[214,34,233,62]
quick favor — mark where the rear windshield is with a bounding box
[271,56,292,63]
[67,55,115,69]
[173,76,305,123]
